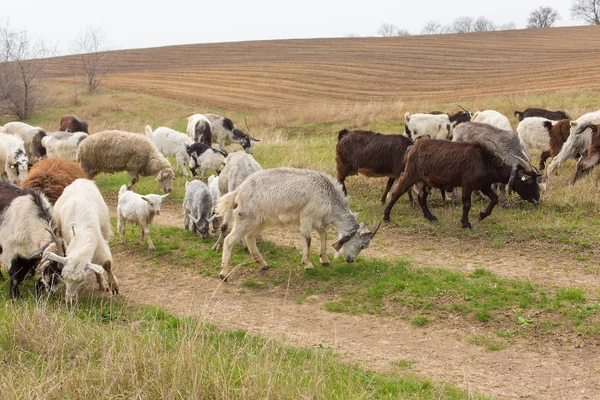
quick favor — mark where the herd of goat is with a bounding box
[0,104,598,301]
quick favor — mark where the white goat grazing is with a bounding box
[42,131,88,162]
[216,168,381,280]
[0,132,30,183]
[212,151,263,251]
[183,180,215,239]
[117,184,168,250]
[472,110,513,132]
[0,121,47,162]
[145,125,192,176]
[517,117,556,158]
[404,112,452,140]
[45,179,118,302]
[186,142,227,178]
[546,111,600,175]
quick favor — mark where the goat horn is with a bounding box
[45,228,65,257]
[514,155,540,175]
[46,252,68,265]
[456,104,469,113]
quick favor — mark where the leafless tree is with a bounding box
[474,16,496,32]
[396,29,411,36]
[74,25,114,93]
[0,22,50,120]
[377,23,400,37]
[498,22,517,30]
[450,16,476,33]
[527,6,560,28]
[344,32,361,38]
[422,20,445,35]
[571,0,600,24]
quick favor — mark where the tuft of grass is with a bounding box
[241,278,266,290]
[468,334,506,351]
[412,316,430,327]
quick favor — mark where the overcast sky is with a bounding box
[2,0,582,54]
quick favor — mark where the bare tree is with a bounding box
[450,16,476,33]
[474,16,496,32]
[344,32,360,38]
[422,20,445,35]
[571,0,600,24]
[498,22,517,30]
[377,23,400,37]
[527,6,560,28]
[74,25,114,93]
[0,22,49,120]
[396,29,411,36]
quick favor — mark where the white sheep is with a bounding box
[41,131,89,162]
[145,125,192,176]
[0,121,47,162]
[117,184,168,250]
[472,110,513,132]
[0,132,30,183]
[44,179,118,302]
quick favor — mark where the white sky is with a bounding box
[2,0,582,54]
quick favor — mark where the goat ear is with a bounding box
[86,262,105,274]
[332,240,343,251]
[141,196,149,202]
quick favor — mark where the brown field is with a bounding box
[46,26,600,114]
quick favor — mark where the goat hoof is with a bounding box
[462,222,472,229]
[383,216,391,223]
[479,212,487,221]
[320,262,330,266]
[219,274,228,282]
[427,216,438,223]
[260,265,269,271]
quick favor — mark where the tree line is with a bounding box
[371,0,600,37]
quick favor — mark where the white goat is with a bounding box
[472,110,513,132]
[186,114,212,145]
[0,121,47,162]
[117,184,168,250]
[208,175,222,232]
[145,125,192,176]
[45,179,118,302]
[0,132,30,183]
[42,131,88,162]
[186,142,227,178]
[546,111,600,175]
[216,168,381,280]
[404,112,452,140]
[517,117,556,160]
[183,180,215,239]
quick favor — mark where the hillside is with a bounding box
[45,26,600,113]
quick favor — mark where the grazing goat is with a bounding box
[404,112,452,140]
[186,142,227,178]
[0,182,58,297]
[540,119,572,170]
[78,130,174,193]
[472,110,513,132]
[212,151,263,251]
[453,122,540,206]
[145,125,192,176]
[516,117,556,169]
[208,175,222,232]
[117,185,168,250]
[514,108,569,122]
[41,131,88,162]
[546,111,600,175]
[45,179,117,302]
[383,140,540,227]
[335,128,413,204]
[572,123,600,183]
[216,168,381,280]
[430,106,472,128]
[187,114,212,145]
[0,132,30,183]
[205,114,259,153]
[0,122,47,161]
[183,180,215,239]
[59,115,89,133]
[21,158,86,204]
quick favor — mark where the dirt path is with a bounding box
[100,202,600,399]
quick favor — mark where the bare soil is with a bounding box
[96,202,600,400]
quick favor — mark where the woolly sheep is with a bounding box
[41,131,88,162]
[21,158,86,204]
[145,125,192,176]
[117,184,168,250]
[0,121,47,161]
[78,130,174,193]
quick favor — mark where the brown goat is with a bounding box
[572,123,600,184]
[20,158,86,204]
[383,140,540,228]
[59,115,89,133]
[336,129,413,204]
[541,119,571,169]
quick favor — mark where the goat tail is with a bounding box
[514,111,522,118]
[216,191,238,216]
[144,125,153,137]
[337,129,350,141]
[118,184,128,196]
[404,111,411,122]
